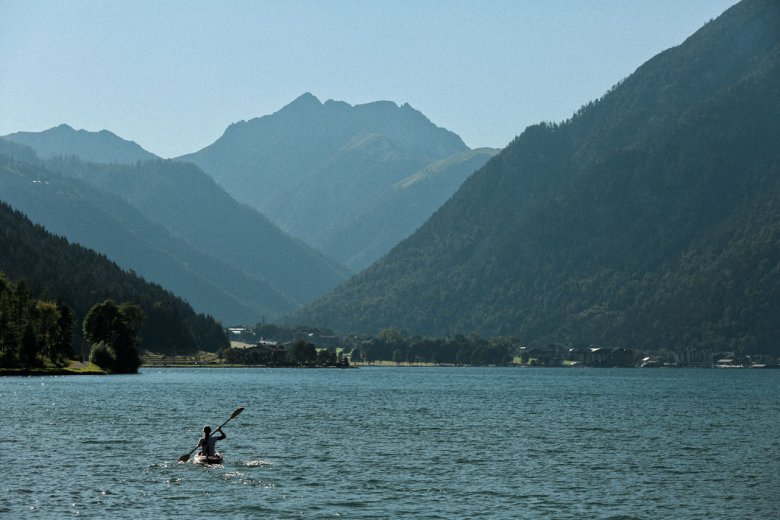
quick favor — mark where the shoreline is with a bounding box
[0,360,106,377]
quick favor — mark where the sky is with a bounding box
[1,0,738,158]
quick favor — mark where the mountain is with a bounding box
[179,93,496,271]
[0,147,294,324]
[333,147,499,269]
[0,198,227,355]
[295,0,780,355]
[3,124,159,164]
[46,157,350,305]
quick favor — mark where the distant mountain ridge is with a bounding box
[4,124,159,164]
[0,148,290,324]
[0,196,227,355]
[48,157,350,305]
[0,132,351,324]
[179,93,497,270]
[296,0,780,355]
[5,97,495,275]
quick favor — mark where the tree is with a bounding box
[89,341,115,369]
[378,327,406,347]
[83,300,144,373]
[19,323,39,368]
[33,300,60,362]
[115,302,144,373]
[0,281,19,368]
[51,300,74,364]
[316,348,336,366]
[289,340,317,366]
[223,347,245,364]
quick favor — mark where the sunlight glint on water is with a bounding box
[1,367,778,518]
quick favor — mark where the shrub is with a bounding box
[89,341,116,372]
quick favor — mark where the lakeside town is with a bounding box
[140,326,778,369]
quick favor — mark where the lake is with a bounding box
[1,367,778,519]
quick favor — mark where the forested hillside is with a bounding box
[0,148,292,324]
[0,200,227,356]
[179,93,496,270]
[45,157,350,306]
[296,0,780,355]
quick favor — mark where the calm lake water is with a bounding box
[1,367,778,519]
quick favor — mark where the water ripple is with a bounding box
[2,367,779,519]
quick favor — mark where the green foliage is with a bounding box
[296,1,780,355]
[0,198,228,356]
[0,273,75,369]
[288,340,317,365]
[19,324,40,369]
[342,331,520,365]
[83,300,143,373]
[0,150,294,325]
[88,341,115,371]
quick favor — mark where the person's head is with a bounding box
[203,426,211,436]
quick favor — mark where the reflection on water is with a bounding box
[1,367,779,518]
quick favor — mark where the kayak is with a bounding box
[193,452,223,465]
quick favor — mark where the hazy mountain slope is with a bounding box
[327,147,500,269]
[0,199,227,355]
[0,151,293,324]
[178,93,490,270]
[296,0,780,354]
[4,124,159,163]
[0,137,40,164]
[48,158,350,304]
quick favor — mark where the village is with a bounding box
[140,326,778,369]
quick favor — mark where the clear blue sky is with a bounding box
[0,0,738,158]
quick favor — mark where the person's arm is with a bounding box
[216,428,226,440]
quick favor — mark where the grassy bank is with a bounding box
[0,360,106,376]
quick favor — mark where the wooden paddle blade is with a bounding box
[178,453,191,463]
[231,407,245,419]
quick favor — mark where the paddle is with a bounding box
[178,406,244,463]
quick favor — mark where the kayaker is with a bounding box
[197,425,226,457]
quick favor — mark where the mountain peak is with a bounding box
[178,93,476,270]
[294,0,780,353]
[295,91,321,103]
[283,92,323,111]
[3,125,158,164]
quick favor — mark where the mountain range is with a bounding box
[295,0,780,355]
[0,193,227,356]
[46,157,349,305]
[3,0,776,356]
[2,95,495,323]
[0,138,345,324]
[178,93,497,270]
[5,124,159,163]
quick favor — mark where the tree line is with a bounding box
[0,198,228,357]
[220,339,348,368]
[242,324,519,366]
[0,274,73,369]
[0,272,143,373]
[350,328,516,365]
